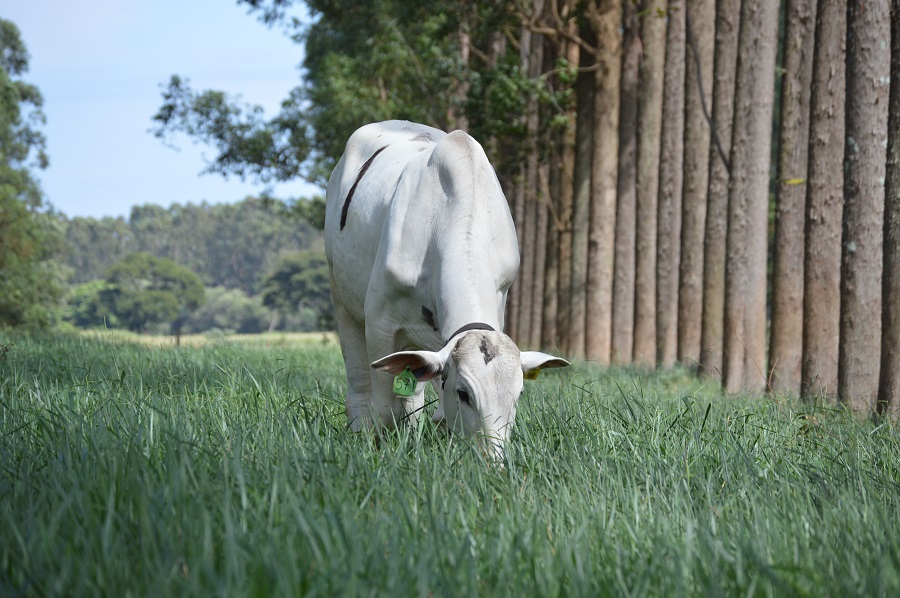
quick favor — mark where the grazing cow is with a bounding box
[324,120,569,457]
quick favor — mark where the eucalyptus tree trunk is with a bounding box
[700,0,740,380]
[611,0,640,363]
[555,37,579,353]
[633,0,667,366]
[656,2,685,367]
[585,0,622,364]
[801,0,845,402]
[525,4,547,349]
[839,0,889,413]
[542,38,562,350]
[543,157,560,349]
[879,6,900,419]
[516,15,541,347]
[769,0,817,395]
[723,0,779,393]
[567,20,596,360]
[677,0,715,367]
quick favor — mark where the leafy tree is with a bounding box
[260,250,333,330]
[151,0,533,187]
[65,280,119,328]
[0,19,67,330]
[183,286,270,334]
[103,253,205,343]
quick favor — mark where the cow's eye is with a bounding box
[457,389,471,405]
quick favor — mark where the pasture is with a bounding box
[1,333,898,596]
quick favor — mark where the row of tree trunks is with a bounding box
[504,0,895,418]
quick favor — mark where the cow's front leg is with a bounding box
[365,328,427,429]
[333,301,376,431]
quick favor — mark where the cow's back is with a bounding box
[325,120,518,338]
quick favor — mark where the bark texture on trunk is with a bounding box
[568,20,596,360]
[801,0,845,401]
[839,0,889,413]
[585,0,622,363]
[677,0,715,366]
[612,0,641,363]
[556,39,579,354]
[878,0,900,419]
[700,0,740,380]
[769,0,817,395]
[633,0,668,366]
[656,2,686,367]
[723,0,779,393]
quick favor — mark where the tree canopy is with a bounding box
[0,19,66,330]
[150,0,552,187]
[260,249,333,330]
[102,253,205,339]
[64,197,320,294]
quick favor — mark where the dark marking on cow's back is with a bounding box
[340,145,389,230]
[421,306,438,331]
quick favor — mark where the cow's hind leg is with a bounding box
[333,302,376,432]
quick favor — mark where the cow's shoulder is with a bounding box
[429,130,497,200]
[343,121,445,169]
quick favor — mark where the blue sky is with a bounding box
[5,0,322,219]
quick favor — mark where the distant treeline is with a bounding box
[64,197,321,295]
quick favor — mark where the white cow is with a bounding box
[324,120,569,457]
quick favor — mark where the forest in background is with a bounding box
[62,197,330,335]
[2,1,898,417]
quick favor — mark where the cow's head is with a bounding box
[371,330,569,459]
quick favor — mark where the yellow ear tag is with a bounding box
[523,369,541,381]
[393,366,417,396]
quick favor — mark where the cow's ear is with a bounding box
[520,352,570,380]
[371,351,444,381]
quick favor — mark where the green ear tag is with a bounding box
[392,366,417,396]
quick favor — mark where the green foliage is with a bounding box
[260,249,333,330]
[0,19,67,330]
[151,75,312,184]
[2,334,899,595]
[183,286,271,334]
[284,194,326,229]
[65,280,119,328]
[103,253,205,334]
[153,1,570,188]
[64,197,319,294]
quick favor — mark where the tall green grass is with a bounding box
[1,332,898,596]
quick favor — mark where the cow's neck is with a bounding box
[435,270,504,345]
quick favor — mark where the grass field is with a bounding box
[1,332,899,596]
